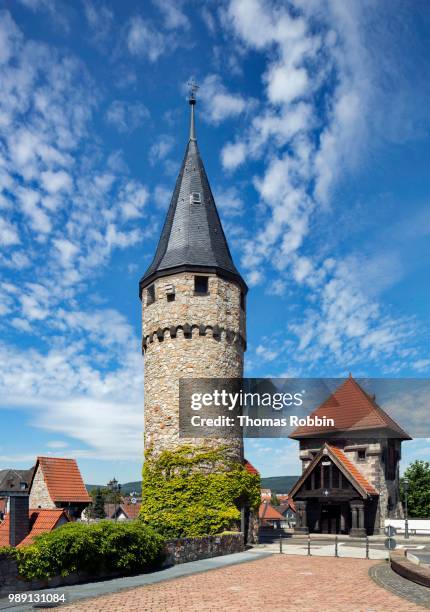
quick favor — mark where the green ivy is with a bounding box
[139,445,260,538]
[14,521,165,580]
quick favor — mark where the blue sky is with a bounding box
[0,0,429,485]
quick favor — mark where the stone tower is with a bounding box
[139,91,247,463]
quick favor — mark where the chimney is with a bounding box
[9,494,29,546]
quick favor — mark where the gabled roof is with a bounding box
[259,502,285,521]
[118,503,141,520]
[31,457,91,504]
[139,100,246,297]
[278,498,296,513]
[0,467,35,493]
[105,502,141,520]
[0,508,68,547]
[289,443,378,499]
[244,459,259,475]
[289,376,411,440]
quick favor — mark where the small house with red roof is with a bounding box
[259,501,285,528]
[288,375,411,536]
[0,508,69,547]
[29,457,91,520]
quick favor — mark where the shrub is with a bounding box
[15,521,164,580]
[140,445,260,538]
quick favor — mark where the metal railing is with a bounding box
[276,533,374,559]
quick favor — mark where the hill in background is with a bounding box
[87,476,299,496]
[260,476,299,493]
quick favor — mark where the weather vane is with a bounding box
[187,79,199,104]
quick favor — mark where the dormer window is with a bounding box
[194,276,208,295]
[147,284,155,305]
[191,192,201,204]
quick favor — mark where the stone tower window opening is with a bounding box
[165,284,175,302]
[147,284,155,305]
[191,192,201,204]
[240,291,245,311]
[357,448,366,462]
[194,275,208,295]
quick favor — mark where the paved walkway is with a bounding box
[58,556,427,612]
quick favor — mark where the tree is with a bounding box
[401,460,430,518]
[270,493,280,506]
[91,488,107,519]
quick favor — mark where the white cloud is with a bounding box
[200,74,252,124]
[41,170,72,194]
[153,184,171,210]
[117,180,149,219]
[0,217,20,246]
[127,16,167,62]
[265,64,309,105]
[214,186,244,217]
[221,141,247,170]
[0,306,144,459]
[82,0,113,44]
[105,100,150,133]
[152,0,189,30]
[149,135,174,165]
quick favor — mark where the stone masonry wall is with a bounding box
[142,272,245,462]
[29,464,55,510]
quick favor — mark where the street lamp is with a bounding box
[403,477,409,539]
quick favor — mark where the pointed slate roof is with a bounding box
[139,97,246,297]
[289,376,411,440]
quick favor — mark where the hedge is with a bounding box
[140,445,260,538]
[14,520,165,580]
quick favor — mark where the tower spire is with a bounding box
[188,80,199,141]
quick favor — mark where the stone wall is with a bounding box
[142,272,245,462]
[29,464,55,510]
[0,533,245,596]
[163,533,244,566]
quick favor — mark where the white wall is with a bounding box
[385,518,430,534]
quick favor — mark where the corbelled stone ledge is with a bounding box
[142,323,246,352]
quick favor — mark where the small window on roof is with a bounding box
[194,276,208,295]
[147,284,155,305]
[191,192,201,204]
[357,449,366,461]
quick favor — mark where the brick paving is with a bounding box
[60,555,427,612]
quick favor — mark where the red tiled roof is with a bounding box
[278,497,296,513]
[244,459,259,475]
[34,457,91,503]
[328,445,378,495]
[120,503,141,519]
[289,376,411,439]
[259,502,284,521]
[0,508,68,547]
